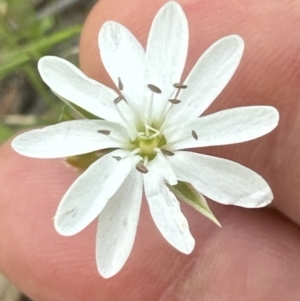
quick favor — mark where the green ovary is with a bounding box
[132,132,167,160]
[139,136,160,155]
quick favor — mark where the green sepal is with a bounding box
[64,150,111,170]
[54,91,99,120]
[169,181,221,227]
[70,102,99,120]
[60,105,75,121]
[58,91,108,169]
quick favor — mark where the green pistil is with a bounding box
[139,136,159,155]
[132,133,167,160]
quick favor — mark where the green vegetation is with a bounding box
[0,0,83,143]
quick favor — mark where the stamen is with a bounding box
[156,89,178,129]
[114,95,124,105]
[97,130,111,135]
[145,91,154,133]
[116,93,141,126]
[174,83,188,89]
[145,85,161,134]
[148,84,162,94]
[136,163,149,174]
[122,148,141,159]
[161,149,175,156]
[97,129,126,145]
[143,156,149,166]
[173,82,187,101]
[118,77,123,91]
[113,156,121,161]
[114,101,138,140]
[192,130,198,140]
[165,128,199,150]
[168,99,181,104]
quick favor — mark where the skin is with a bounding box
[0,0,300,300]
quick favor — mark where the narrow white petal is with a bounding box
[144,1,188,121]
[96,170,143,278]
[54,150,141,236]
[165,106,279,150]
[153,151,178,185]
[12,120,129,158]
[166,35,244,125]
[38,56,121,122]
[99,21,145,114]
[144,160,195,254]
[168,151,273,208]
[114,100,139,138]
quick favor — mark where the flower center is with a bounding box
[138,136,159,156]
[130,127,168,173]
[138,129,167,154]
[111,80,186,173]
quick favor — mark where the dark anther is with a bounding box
[114,95,124,104]
[173,83,187,89]
[136,163,149,174]
[97,130,111,135]
[148,84,162,93]
[113,156,122,161]
[191,130,198,140]
[118,77,123,91]
[161,149,175,156]
[168,99,181,104]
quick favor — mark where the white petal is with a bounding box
[144,1,188,121]
[96,169,143,278]
[54,150,141,236]
[99,21,145,114]
[11,120,129,158]
[165,106,279,150]
[166,35,244,125]
[113,100,139,139]
[153,151,178,185]
[168,151,273,208]
[38,56,121,122]
[143,160,195,254]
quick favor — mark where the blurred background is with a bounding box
[0,0,95,143]
[0,0,95,299]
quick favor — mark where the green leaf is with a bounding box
[0,25,82,79]
[6,0,35,28]
[24,25,82,54]
[39,17,55,34]
[169,181,221,227]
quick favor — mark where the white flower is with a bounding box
[12,1,279,278]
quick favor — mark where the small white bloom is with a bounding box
[12,1,279,278]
